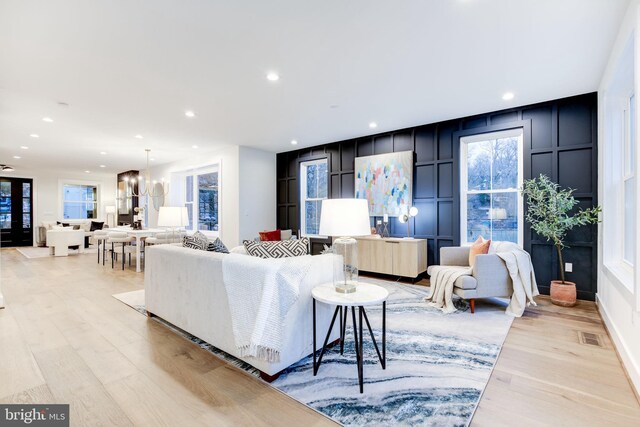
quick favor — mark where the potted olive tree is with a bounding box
[522,174,601,306]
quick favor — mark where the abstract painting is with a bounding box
[354,151,413,216]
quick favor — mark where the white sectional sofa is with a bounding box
[144,244,339,379]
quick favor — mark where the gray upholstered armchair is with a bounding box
[433,246,513,313]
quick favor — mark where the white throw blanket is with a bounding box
[424,265,473,313]
[492,241,539,317]
[222,254,312,363]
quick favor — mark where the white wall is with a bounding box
[146,145,275,248]
[238,146,276,243]
[598,0,640,395]
[0,167,117,246]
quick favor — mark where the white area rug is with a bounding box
[16,246,98,259]
[113,280,514,426]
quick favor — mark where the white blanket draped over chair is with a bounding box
[426,242,539,317]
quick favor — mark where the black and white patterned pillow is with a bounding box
[243,237,309,259]
[182,231,209,251]
[207,237,229,254]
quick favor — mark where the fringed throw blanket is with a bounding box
[424,265,473,314]
[222,254,312,362]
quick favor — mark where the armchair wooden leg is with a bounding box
[470,299,475,314]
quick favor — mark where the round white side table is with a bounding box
[311,282,389,393]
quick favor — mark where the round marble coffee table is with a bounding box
[311,282,389,393]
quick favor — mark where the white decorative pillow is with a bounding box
[243,238,309,259]
[280,229,293,240]
[230,245,248,255]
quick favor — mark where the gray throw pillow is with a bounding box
[207,237,229,254]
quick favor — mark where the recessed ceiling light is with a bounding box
[266,72,280,81]
[185,110,196,118]
[150,158,155,161]
[42,117,53,122]
[192,145,199,149]
[20,146,28,150]
[30,134,39,138]
[13,156,21,159]
[99,165,106,168]
[85,170,90,173]
[100,151,107,155]
[291,140,298,145]
[502,92,515,101]
[135,134,143,139]
[369,122,378,129]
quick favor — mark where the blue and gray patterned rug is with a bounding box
[114,279,513,426]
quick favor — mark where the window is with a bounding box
[300,159,328,236]
[63,184,97,219]
[623,94,636,266]
[181,167,219,232]
[460,129,523,245]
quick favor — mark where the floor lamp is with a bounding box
[158,206,189,242]
[319,198,371,294]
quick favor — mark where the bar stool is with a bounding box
[94,230,109,265]
[107,231,134,270]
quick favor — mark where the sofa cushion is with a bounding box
[280,229,293,240]
[207,238,229,254]
[259,229,281,241]
[182,231,209,251]
[454,275,477,290]
[57,221,71,227]
[90,221,104,231]
[244,237,309,258]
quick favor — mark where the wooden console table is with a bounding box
[355,236,428,278]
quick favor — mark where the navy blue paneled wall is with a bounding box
[276,93,598,300]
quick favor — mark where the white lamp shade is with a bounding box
[158,206,189,227]
[319,198,371,237]
[105,205,116,214]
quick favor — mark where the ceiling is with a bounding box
[0,0,630,174]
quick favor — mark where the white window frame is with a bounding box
[59,180,100,220]
[460,128,524,247]
[300,158,328,238]
[622,93,636,267]
[172,164,221,238]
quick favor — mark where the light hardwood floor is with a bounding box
[1,248,639,426]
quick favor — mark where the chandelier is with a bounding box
[124,149,169,198]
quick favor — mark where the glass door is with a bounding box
[0,178,33,247]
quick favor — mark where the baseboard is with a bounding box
[596,294,640,398]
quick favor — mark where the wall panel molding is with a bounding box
[276,92,598,299]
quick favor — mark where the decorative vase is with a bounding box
[550,280,577,307]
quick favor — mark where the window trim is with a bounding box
[622,93,636,267]
[460,128,524,247]
[299,157,328,238]
[59,180,101,220]
[171,163,221,238]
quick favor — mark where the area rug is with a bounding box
[113,280,513,426]
[16,246,98,259]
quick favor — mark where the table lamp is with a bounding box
[158,206,189,242]
[319,198,371,293]
[398,206,419,238]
